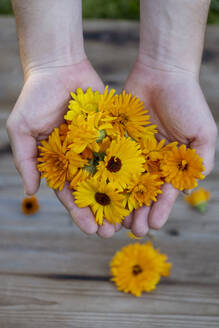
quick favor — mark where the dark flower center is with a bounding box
[178,160,188,171]
[95,192,111,206]
[106,156,122,172]
[54,157,67,170]
[132,264,143,276]
[25,202,33,209]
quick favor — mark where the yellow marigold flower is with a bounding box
[110,242,171,297]
[37,128,87,191]
[98,86,116,112]
[161,145,205,191]
[127,232,143,240]
[67,112,111,153]
[21,196,39,215]
[124,189,139,212]
[185,187,210,213]
[69,168,91,190]
[129,173,163,207]
[103,90,156,139]
[96,137,145,190]
[73,177,130,225]
[65,86,115,122]
[64,87,101,121]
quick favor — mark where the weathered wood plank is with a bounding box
[0,274,218,328]
[0,229,218,283]
[0,151,219,282]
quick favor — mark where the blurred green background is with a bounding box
[0,0,219,23]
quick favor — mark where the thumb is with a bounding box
[7,123,40,195]
[190,128,217,177]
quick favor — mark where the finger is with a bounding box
[7,127,40,195]
[122,212,134,229]
[97,219,115,238]
[148,183,179,230]
[190,120,217,176]
[115,223,122,232]
[190,139,217,176]
[131,205,150,237]
[183,189,192,195]
[55,184,98,234]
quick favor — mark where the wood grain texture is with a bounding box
[0,275,218,327]
[0,147,219,327]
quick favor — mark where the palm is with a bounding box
[123,61,217,235]
[7,60,122,238]
[12,61,104,140]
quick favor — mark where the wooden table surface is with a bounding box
[0,17,219,327]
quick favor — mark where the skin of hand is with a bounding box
[6,0,120,238]
[122,0,218,237]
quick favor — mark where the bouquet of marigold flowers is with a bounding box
[37,87,205,225]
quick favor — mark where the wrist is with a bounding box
[12,0,85,76]
[22,48,87,78]
[139,0,210,76]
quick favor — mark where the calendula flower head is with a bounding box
[37,128,87,191]
[110,242,171,297]
[128,173,163,207]
[21,196,39,215]
[124,187,140,212]
[102,90,156,140]
[96,136,145,190]
[73,177,130,225]
[185,187,210,213]
[161,145,205,191]
[98,86,116,112]
[141,137,177,175]
[67,112,111,153]
[64,87,101,121]
[69,168,91,190]
[65,86,115,122]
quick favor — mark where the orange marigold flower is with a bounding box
[59,123,69,142]
[102,90,156,139]
[22,196,39,215]
[141,136,177,175]
[161,145,205,191]
[81,147,93,160]
[128,173,163,207]
[110,242,171,297]
[96,137,145,190]
[185,187,210,213]
[37,128,87,191]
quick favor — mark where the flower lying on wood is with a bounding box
[37,86,205,226]
[185,187,210,213]
[110,242,171,297]
[21,196,39,215]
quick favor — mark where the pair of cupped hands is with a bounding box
[7,57,217,238]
